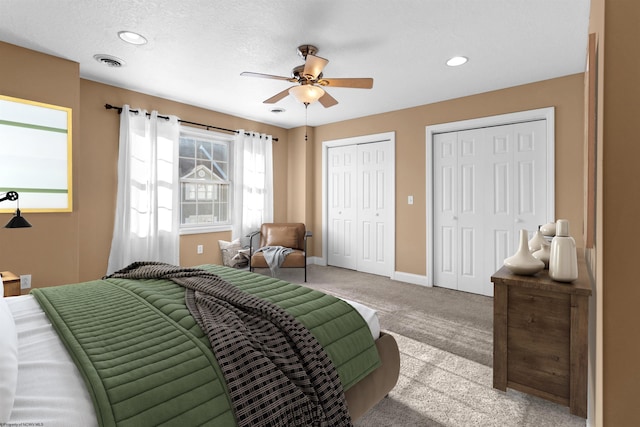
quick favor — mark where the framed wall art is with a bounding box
[0,94,72,212]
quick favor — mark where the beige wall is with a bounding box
[588,1,604,425]
[312,74,585,275]
[0,42,81,287]
[0,42,289,285]
[593,0,640,425]
[286,126,306,222]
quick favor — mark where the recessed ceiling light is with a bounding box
[446,56,468,67]
[118,31,147,45]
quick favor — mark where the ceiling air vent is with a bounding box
[93,54,125,67]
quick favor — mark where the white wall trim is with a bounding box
[309,256,428,287]
[425,107,555,287]
[308,256,326,266]
[322,131,396,277]
[392,271,429,287]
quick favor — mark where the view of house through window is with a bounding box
[179,127,232,228]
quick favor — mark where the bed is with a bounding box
[1,264,399,426]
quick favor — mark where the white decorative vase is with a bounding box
[533,240,551,269]
[540,222,557,237]
[549,219,578,282]
[504,229,545,275]
[528,227,546,252]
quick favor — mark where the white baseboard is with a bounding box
[308,256,326,266]
[392,271,430,287]
[308,257,429,287]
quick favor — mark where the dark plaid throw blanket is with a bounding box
[107,262,352,427]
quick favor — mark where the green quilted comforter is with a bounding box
[31,265,380,426]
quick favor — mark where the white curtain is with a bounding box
[232,130,273,240]
[107,105,180,274]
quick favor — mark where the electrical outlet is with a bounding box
[197,244,204,254]
[20,274,31,289]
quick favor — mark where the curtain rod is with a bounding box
[104,104,278,141]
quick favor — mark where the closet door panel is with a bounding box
[357,141,391,276]
[485,125,516,295]
[433,133,458,290]
[456,129,487,294]
[327,145,357,269]
[514,120,548,237]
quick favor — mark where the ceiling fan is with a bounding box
[241,44,373,108]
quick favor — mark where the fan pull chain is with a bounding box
[304,102,309,141]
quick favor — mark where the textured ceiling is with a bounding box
[0,0,590,129]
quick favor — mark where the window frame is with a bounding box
[178,126,233,235]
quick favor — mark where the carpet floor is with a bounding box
[257,264,587,427]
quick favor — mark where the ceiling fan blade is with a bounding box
[318,78,374,89]
[241,71,296,82]
[263,87,293,104]
[318,90,338,108]
[303,54,329,79]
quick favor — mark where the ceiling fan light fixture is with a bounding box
[289,85,325,104]
[446,56,468,67]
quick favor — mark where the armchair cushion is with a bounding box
[250,249,306,269]
[260,223,305,250]
[264,226,298,249]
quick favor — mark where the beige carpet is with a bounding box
[257,264,587,427]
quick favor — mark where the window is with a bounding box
[179,127,232,232]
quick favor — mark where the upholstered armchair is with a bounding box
[249,223,312,282]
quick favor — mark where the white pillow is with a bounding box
[0,296,18,422]
[218,239,243,268]
[341,298,381,340]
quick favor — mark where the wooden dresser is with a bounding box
[491,257,592,418]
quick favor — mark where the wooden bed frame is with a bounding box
[346,331,401,420]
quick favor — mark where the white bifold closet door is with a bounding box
[327,144,358,270]
[433,120,547,296]
[327,141,392,276]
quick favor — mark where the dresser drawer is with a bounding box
[507,287,570,402]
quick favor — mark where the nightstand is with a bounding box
[491,257,592,418]
[1,271,21,297]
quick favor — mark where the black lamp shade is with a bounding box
[5,209,32,228]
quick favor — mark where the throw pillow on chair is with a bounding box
[218,239,243,268]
